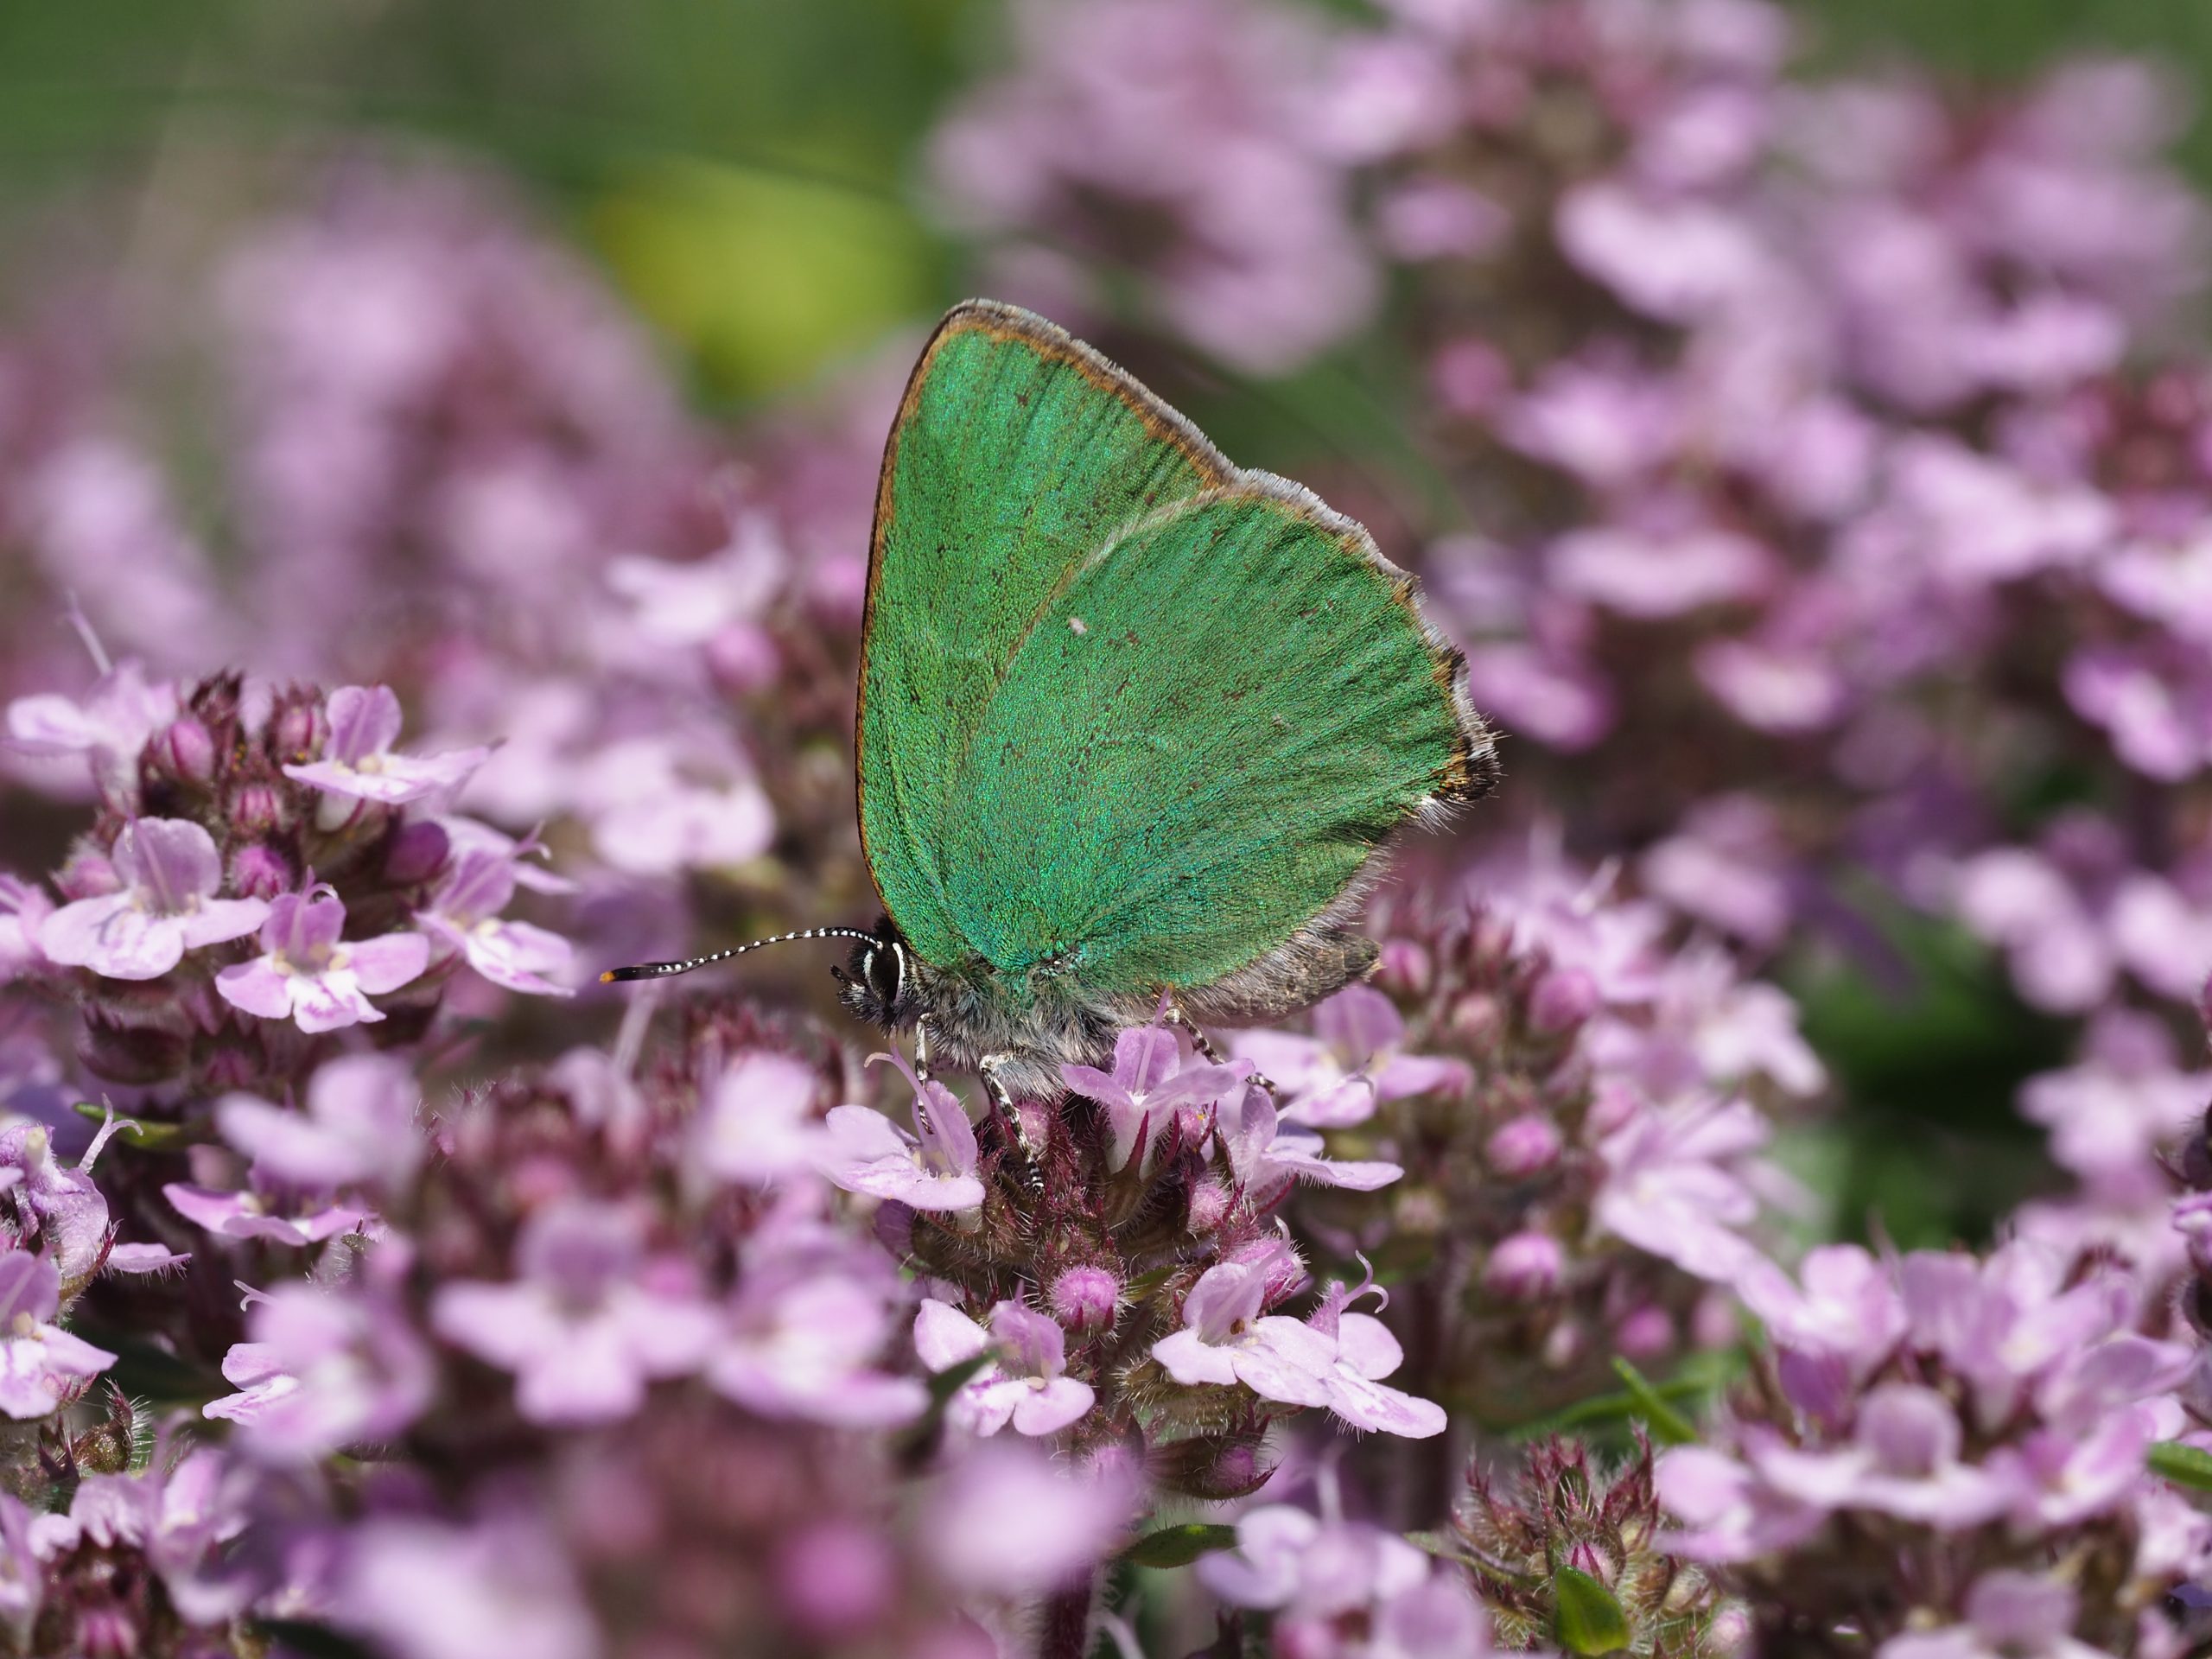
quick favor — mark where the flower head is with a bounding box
[817,1050,983,1212]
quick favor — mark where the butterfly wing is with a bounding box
[858,301,1231,968]
[936,474,1493,1007]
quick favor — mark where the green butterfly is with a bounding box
[607,301,1495,1097]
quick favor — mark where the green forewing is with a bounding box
[859,301,1472,999]
[858,304,1227,966]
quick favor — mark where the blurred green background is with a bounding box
[3,0,2211,407]
[0,0,2204,1251]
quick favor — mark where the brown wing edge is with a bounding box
[855,299,1238,928]
[1165,467,1501,1023]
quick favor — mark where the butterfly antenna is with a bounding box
[599,927,879,984]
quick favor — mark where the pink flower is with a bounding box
[1747,1385,2018,1528]
[214,1052,422,1192]
[204,1279,434,1461]
[1231,984,1464,1129]
[1879,1572,2108,1659]
[415,847,575,996]
[1303,1280,1447,1439]
[339,1515,598,1659]
[1655,1445,1825,1562]
[37,818,268,982]
[430,1200,718,1426]
[708,1252,927,1429]
[163,1183,365,1248]
[1216,1082,1402,1199]
[1734,1244,1907,1386]
[1593,1096,1770,1281]
[696,1050,828,1186]
[1548,523,1775,620]
[913,1299,1095,1438]
[4,660,177,810]
[0,878,51,985]
[1062,1022,1246,1172]
[283,683,488,805]
[817,1050,983,1212]
[575,734,773,876]
[924,1440,1135,1597]
[0,1253,114,1419]
[1151,1253,1334,1410]
[214,889,429,1033]
[1199,1503,1488,1657]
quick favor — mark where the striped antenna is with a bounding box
[600,926,879,984]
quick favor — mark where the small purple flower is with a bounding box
[1062,1022,1247,1172]
[913,1298,1095,1438]
[4,660,177,810]
[0,1116,130,1299]
[1879,1571,2107,1659]
[1593,1095,1770,1281]
[37,818,269,982]
[1747,1384,2017,1528]
[1199,1502,1488,1656]
[924,1440,1135,1599]
[817,1050,983,1212]
[0,1252,114,1419]
[282,683,488,805]
[1232,984,1464,1129]
[415,848,574,997]
[1655,1446,1825,1563]
[0,877,53,986]
[430,1199,717,1425]
[203,1279,434,1461]
[1303,1276,1448,1440]
[163,1182,365,1247]
[1216,1082,1402,1200]
[696,1050,827,1186]
[214,889,429,1033]
[1151,1250,1334,1409]
[339,1515,598,1659]
[50,1446,251,1626]
[1734,1244,1907,1383]
[215,1052,422,1192]
[707,1237,925,1427]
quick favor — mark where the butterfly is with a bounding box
[606,300,1495,1099]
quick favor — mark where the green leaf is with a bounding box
[1118,1522,1239,1569]
[2150,1440,2212,1491]
[1611,1358,1696,1446]
[69,1101,207,1152]
[250,1620,378,1659]
[1553,1566,1632,1656]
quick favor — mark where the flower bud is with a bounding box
[230,783,287,836]
[1565,1539,1616,1584]
[1529,966,1600,1033]
[1447,991,1503,1050]
[55,850,118,901]
[1374,938,1433,998]
[775,1521,896,1640]
[227,843,292,901]
[873,1201,915,1260]
[385,820,452,887]
[1147,1428,1278,1500]
[1484,1113,1562,1177]
[1185,1176,1233,1235]
[271,695,328,760]
[153,716,217,785]
[1584,1077,1640,1137]
[1483,1230,1564,1300]
[1050,1265,1120,1334]
[1614,1303,1674,1358]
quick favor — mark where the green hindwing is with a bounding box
[858,301,1494,1011]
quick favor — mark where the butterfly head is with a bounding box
[832,919,918,1031]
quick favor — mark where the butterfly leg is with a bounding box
[1162,997,1278,1096]
[913,1020,935,1082]
[978,1054,1048,1194]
